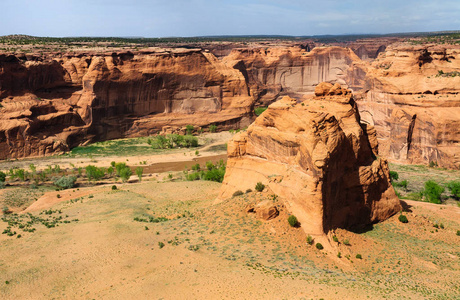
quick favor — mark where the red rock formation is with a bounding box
[219,84,401,236]
[0,49,253,159]
[223,46,367,105]
[356,45,460,169]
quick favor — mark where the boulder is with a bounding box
[254,200,279,220]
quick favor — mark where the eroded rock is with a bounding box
[219,84,402,236]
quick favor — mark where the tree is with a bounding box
[119,167,132,182]
[447,181,460,199]
[0,171,6,182]
[135,167,143,182]
[423,180,444,204]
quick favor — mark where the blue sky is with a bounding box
[1,0,459,37]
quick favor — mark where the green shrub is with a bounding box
[135,167,143,181]
[316,243,324,250]
[447,181,460,199]
[186,172,201,181]
[112,185,117,190]
[343,239,350,246]
[337,252,341,258]
[288,215,299,227]
[0,171,6,182]
[255,182,265,192]
[398,214,408,223]
[356,254,362,259]
[254,106,268,116]
[107,166,114,177]
[2,206,11,215]
[0,181,5,189]
[245,189,252,193]
[393,179,408,191]
[191,163,201,171]
[186,125,194,135]
[119,167,132,182]
[53,176,77,189]
[457,230,460,236]
[209,124,217,133]
[423,180,444,204]
[158,242,165,249]
[306,235,314,245]
[206,161,215,171]
[389,171,399,182]
[202,168,225,183]
[232,190,244,197]
[85,165,105,181]
[332,235,339,243]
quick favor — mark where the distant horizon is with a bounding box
[1,1,459,38]
[2,29,460,40]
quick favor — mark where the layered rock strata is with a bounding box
[219,84,401,235]
[356,45,460,169]
[0,49,253,159]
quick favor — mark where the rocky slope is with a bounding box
[356,45,460,169]
[0,49,253,159]
[219,83,401,238]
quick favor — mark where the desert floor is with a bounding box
[0,133,459,299]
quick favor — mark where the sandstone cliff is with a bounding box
[219,84,401,236]
[0,49,253,159]
[356,45,460,169]
[223,46,367,105]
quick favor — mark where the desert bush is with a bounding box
[245,189,252,193]
[457,230,460,236]
[186,124,194,135]
[232,190,244,197]
[2,206,11,215]
[332,235,339,243]
[398,214,408,223]
[119,167,132,182]
[209,124,217,133]
[53,176,77,189]
[135,167,143,181]
[255,182,265,192]
[107,166,114,177]
[150,134,198,149]
[191,163,201,171]
[447,181,460,199]
[288,215,299,227]
[254,106,268,116]
[85,165,105,181]
[206,161,215,171]
[316,243,324,250]
[356,254,362,259]
[393,179,408,191]
[389,171,399,182]
[112,185,117,190]
[343,239,350,246]
[0,181,5,189]
[423,180,444,204]
[186,172,201,181]
[202,168,225,183]
[158,242,165,249]
[0,171,6,182]
[306,235,314,245]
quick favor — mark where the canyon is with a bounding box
[0,38,459,169]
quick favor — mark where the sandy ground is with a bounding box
[0,178,458,299]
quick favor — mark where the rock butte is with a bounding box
[219,84,402,239]
[0,42,459,169]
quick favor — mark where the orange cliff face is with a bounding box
[356,44,460,169]
[219,83,401,237]
[0,49,253,159]
[223,46,367,105]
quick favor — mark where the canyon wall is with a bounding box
[223,46,367,105]
[356,45,460,169]
[0,49,253,159]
